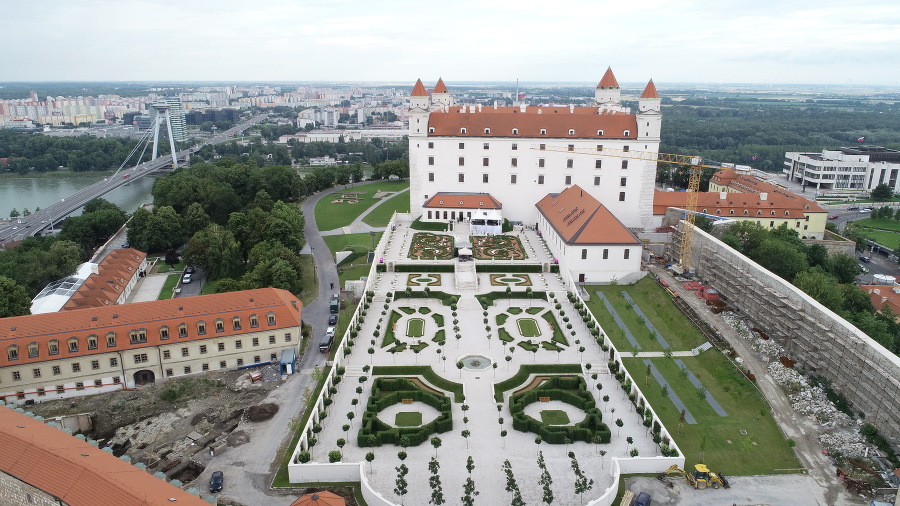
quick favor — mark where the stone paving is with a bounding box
[308,225,666,506]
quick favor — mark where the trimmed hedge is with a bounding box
[372,365,464,402]
[410,217,450,231]
[509,376,611,445]
[394,264,456,272]
[396,290,459,306]
[476,264,543,273]
[493,364,583,400]
[476,292,548,309]
[541,311,568,346]
[382,310,402,348]
[357,378,453,447]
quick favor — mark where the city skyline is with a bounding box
[1,0,899,86]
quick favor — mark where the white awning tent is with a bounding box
[458,248,472,256]
[471,210,503,234]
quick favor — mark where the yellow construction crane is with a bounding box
[532,144,717,271]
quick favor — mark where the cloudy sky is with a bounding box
[2,0,899,85]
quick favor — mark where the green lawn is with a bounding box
[324,232,383,286]
[856,228,900,249]
[540,409,571,425]
[156,274,180,300]
[586,276,707,353]
[297,254,318,304]
[406,318,425,338]
[624,355,799,475]
[362,192,410,227]
[314,180,410,231]
[853,217,900,232]
[395,411,423,427]
[517,318,541,337]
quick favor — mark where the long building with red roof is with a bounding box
[0,403,210,505]
[2,288,302,405]
[407,68,662,231]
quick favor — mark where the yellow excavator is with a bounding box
[659,464,730,489]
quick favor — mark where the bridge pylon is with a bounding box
[150,102,179,170]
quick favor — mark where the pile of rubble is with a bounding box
[819,431,869,459]
[721,312,784,360]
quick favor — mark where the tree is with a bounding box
[365,451,375,472]
[328,450,342,463]
[793,268,843,312]
[428,457,445,505]
[183,224,242,279]
[501,459,525,506]
[615,418,623,436]
[461,456,478,506]
[394,463,409,505]
[430,436,442,457]
[0,276,31,317]
[461,429,471,448]
[537,451,554,505]
[872,183,893,201]
[750,238,808,281]
[569,452,594,504]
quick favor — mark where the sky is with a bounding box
[2,0,899,86]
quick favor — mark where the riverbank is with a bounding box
[0,169,117,179]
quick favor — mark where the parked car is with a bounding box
[829,214,839,220]
[328,315,338,325]
[209,471,224,493]
[182,273,193,284]
[860,208,872,213]
[860,256,871,263]
[848,205,859,211]
[185,265,196,274]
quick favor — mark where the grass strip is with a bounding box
[540,409,571,425]
[493,364,583,400]
[382,310,402,348]
[541,311,568,346]
[271,365,332,487]
[406,318,425,338]
[372,365,464,402]
[517,318,541,337]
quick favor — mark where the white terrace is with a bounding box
[289,215,683,506]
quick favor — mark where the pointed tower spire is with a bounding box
[594,67,621,105]
[596,67,619,89]
[433,78,448,94]
[640,79,659,99]
[411,79,428,97]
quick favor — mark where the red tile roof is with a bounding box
[536,185,640,245]
[597,67,619,89]
[652,190,826,218]
[427,106,637,139]
[866,285,900,317]
[640,80,659,99]
[1,288,302,368]
[423,193,502,209]
[433,78,448,94]
[710,170,792,196]
[64,248,147,311]
[0,406,208,506]
[411,79,428,97]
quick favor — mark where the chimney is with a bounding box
[469,105,475,113]
[520,104,527,113]
[493,101,497,110]
[874,289,881,295]
[760,192,768,201]
[569,105,574,113]
[477,104,482,112]
[719,192,727,200]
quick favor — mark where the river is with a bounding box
[0,173,156,218]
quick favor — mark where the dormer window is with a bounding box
[160,326,169,340]
[540,129,547,135]
[484,128,490,134]
[743,210,749,215]
[479,201,484,206]
[267,312,276,326]
[460,127,467,134]
[771,211,776,216]
[87,335,98,349]
[623,130,630,136]
[233,317,242,330]
[179,324,188,338]
[785,211,790,216]
[7,345,18,361]
[568,129,575,136]
[428,127,435,133]
[757,210,762,215]
[729,210,735,215]
[250,314,259,328]
[597,130,604,136]
[459,200,464,205]
[28,342,38,358]
[197,321,207,334]
[106,332,116,347]
[439,200,444,205]
[512,128,519,135]
[716,210,721,215]
[215,319,225,333]
[68,337,78,353]
[48,340,59,355]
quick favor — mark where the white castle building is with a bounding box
[407,69,662,231]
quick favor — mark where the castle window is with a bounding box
[458,173,465,183]
[757,210,762,215]
[539,144,545,150]
[460,128,467,134]
[729,210,735,215]
[620,177,627,186]
[28,343,38,358]
[459,157,465,166]
[33,367,41,378]
[539,159,545,168]
[68,338,78,353]
[250,314,259,328]
[483,174,489,183]
[565,175,572,185]
[106,332,116,347]
[87,335,98,350]
[179,324,188,338]
[743,210,749,215]
[428,172,435,182]
[130,330,146,344]
[267,312,276,325]
[215,319,224,332]
[459,142,465,149]
[428,142,433,148]
[232,317,242,330]
[52,366,60,375]
[483,157,489,167]
[7,345,18,361]
[716,210,721,215]
[785,211,790,216]
[160,326,169,340]
[72,363,81,373]
[163,350,171,359]
[619,192,626,201]
[603,249,609,259]
[621,160,628,169]
[568,129,575,136]
[511,174,517,184]
[771,211,776,216]
[511,158,517,167]
[428,156,434,165]
[566,159,573,168]
[623,145,630,152]
[595,160,602,169]
[197,321,206,334]
[582,249,587,259]
[624,249,630,260]
[538,175,545,185]
[594,176,601,186]
[540,129,547,135]
[511,143,518,150]
[512,129,518,135]
[49,340,59,355]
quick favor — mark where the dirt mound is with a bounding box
[246,403,279,422]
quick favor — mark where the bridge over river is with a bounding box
[0,113,268,245]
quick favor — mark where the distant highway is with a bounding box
[0,113,268,244]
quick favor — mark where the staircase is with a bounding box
[691,341,713,355]
[454,260,478,291]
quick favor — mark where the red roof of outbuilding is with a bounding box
[536,185,639,245]
[0,406,208,506]
[597,67,619,89]
[423,193,502,209]
[640,80,659,99]
[64,248,146,311]
[652,190,826,217]
[427,106,636,139]
[411,79,428,97]
[433,78,448,94]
